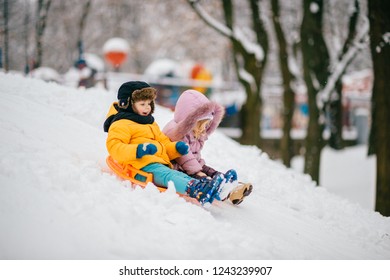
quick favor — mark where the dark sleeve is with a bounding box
[202,165,219,177]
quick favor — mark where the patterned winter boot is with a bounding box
[186,175,224,207]
[223,169,238,183]
[214,169,238,201]
[228,182,253,205]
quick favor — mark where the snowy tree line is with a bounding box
[1,0,389,216]
[0,0,231,74]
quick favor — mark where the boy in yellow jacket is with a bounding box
[104,81,228,206]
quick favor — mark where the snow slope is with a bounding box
[0,72,389,259]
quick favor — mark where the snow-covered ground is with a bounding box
[0,73,389,262]
[293,145,376,211]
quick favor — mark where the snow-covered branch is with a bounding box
[238,67,257,93]
[188,0,264,62]
[233,28,265,62]
[316,17,369,109]
[187,0,232,37]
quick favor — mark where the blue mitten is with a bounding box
[176,141,189,155]
[136,143,157,158]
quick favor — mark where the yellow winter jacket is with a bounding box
[105,103,181,170]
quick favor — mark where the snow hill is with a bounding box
[0,72,389,259]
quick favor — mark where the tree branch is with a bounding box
[316,11,369,109]
[187,0,232,37]
[187,0,264,62]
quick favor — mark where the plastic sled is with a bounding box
[106,156,217,206]
[106,156,167,192]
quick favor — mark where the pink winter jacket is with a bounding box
[162,90,225,175]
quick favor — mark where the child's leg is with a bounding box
[142,163,193,194]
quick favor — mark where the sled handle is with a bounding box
[106,156,153,187]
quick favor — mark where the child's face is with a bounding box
[193,119,211,138]
[133,99,153,116]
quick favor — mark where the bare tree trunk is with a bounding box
[228,0,266,146]
[301,0,329,184]
[24,1,31,74]
[2,0,9,71]
[77,0,91,59]
[328,80,344,150]
[271,0,295,167]
[35,0,52,68]
[368,0,390,217]
[328,0,360,150]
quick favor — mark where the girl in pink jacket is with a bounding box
[163,89,252,205]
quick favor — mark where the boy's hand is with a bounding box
[136,143,157,158]
[175,141,189,155]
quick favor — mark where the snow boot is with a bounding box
[228,182,253,205]
[186,175,224,207]
[214,170,238,201]
[223,169,238,183]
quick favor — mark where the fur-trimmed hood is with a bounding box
[163,89,225,141]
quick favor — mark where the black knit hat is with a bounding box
[117,81,156,112]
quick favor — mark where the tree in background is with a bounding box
[301,0,368,184]
[1,0,9,71]
[271,0,298,167]
[327,0,360,150]
[300,0,329,183]
[76,0,91,60]
[188,0,269,147]
[35,0,51,68]
[368,0,390,216]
